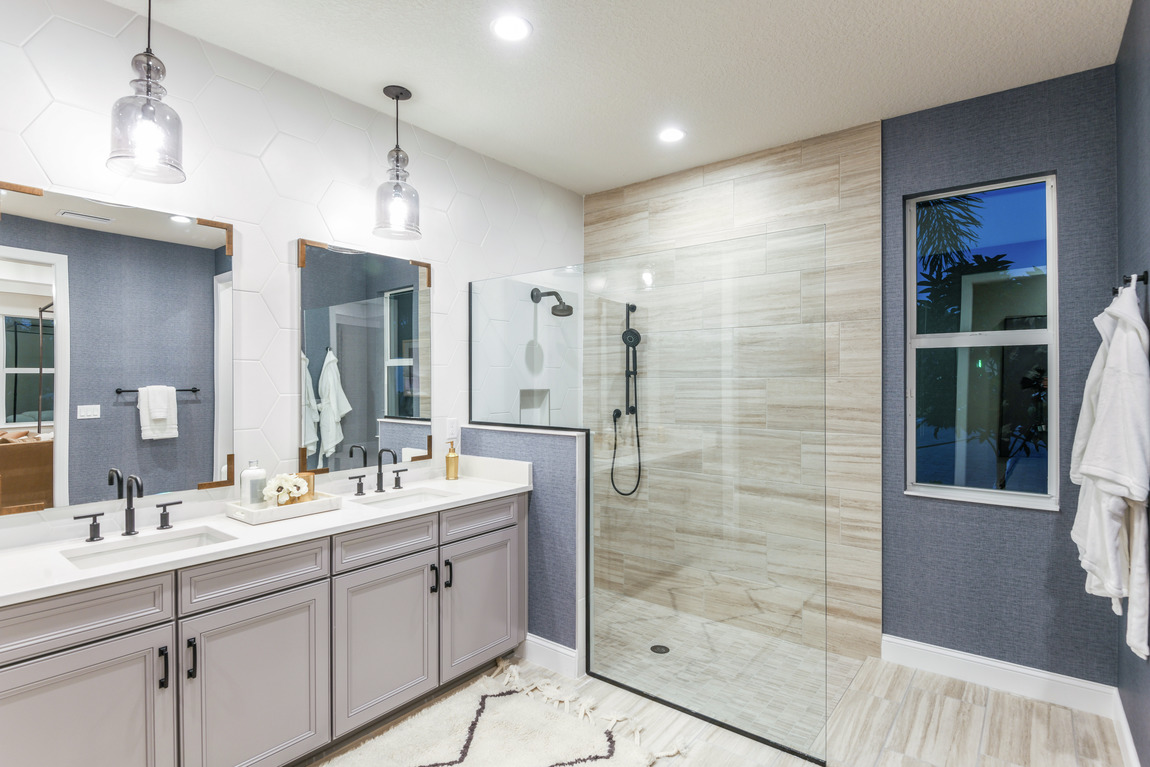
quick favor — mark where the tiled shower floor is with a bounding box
[590,588,863,757]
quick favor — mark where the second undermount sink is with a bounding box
[61,526,237,569]
[352,487,459,507]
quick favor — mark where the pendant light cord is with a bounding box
[394,96,400,149]
[146,0,153,54]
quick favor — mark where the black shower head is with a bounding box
[531,287,573,317]
[622,328,641,348]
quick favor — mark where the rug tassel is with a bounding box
[602,713,628,731]
[652,744,685,761]
[632,725,643,745]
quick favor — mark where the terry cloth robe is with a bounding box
[1070,284,1150,659]
[301,352,320,458]
[318,349,352,465]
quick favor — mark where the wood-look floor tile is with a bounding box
[910,669,988,706]
[1030,701,1076,767]
[983,690,1035,764]
[885,687,984,767]
[876,753,936,767]
[1072,710,1124,766]
[826,688,900,767]
[850,656,914,701]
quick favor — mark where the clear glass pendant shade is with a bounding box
[107,52,186,184]
[374,146,421,239]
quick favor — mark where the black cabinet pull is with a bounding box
[186,637,198,679]
[444,559,453,588]
[158,646,169,689]
[430,564,439,593]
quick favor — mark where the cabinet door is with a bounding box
[0,624,176,767]
[440,525,521,683]
[332,548,439,737]
[180,581,330,767]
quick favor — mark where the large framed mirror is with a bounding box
[0,181,234,515]
[297,240,431,474]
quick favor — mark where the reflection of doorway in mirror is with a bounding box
[0,246,70,511]
[213,274,233,482]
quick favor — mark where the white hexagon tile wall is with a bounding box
[0,0,585,477]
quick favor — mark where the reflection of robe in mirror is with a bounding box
[301,352,320,458]
[318,349,352,466]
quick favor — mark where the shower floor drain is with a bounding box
[650,645,670,654]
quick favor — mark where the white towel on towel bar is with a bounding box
[138,385,179,440]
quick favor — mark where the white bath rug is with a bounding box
[325,663,663,767]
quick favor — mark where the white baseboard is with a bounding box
[882,635,1141,767]
[516,633,580,679]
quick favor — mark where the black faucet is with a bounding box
[124,475,143,536]
[349,444,368,468]
[376,448,398,492]
[108,468,124,499]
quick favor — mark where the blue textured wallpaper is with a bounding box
[1116,0,1150,758]
[0,215,217,504]
[461,426,579,649]
[882,68,1119,684]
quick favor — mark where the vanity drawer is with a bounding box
[178,539,329,615]
[439,494,522,544]
[332,514,438,573]
[0,573,174,667]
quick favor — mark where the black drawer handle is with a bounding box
[186,637,198,679]
[444,559,453,588]
[430,564,439,593]
[158,646,169,689]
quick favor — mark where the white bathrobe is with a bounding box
[317,350,352,464]
[1070,284,1150,659]
[301,352,320,458]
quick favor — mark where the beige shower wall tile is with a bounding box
[733,158,841,228]
[826,259,882,322]
[767,532,825,594]
[839,319,882,377]
[826,322,841,376]
[644,327,734,379]
[593,544,624,592]
[839,489,882,550]
[600,503,675,561]
[709,578,806,642]
[584,249,676,295]
[672,232,770,283]
[761,224,827,274]
[621,554,709,606]
[826,490,842,545]
[584,187,625,217]
[647,181,734,242]
[826,207,881,269]
[736,478,827,540]
[702,427,804,483]
[766,377,826,431]
[827,542,882,608]
[801,431,826,487]
[802,594,827,649]
[673,518,770,583]
[673,378,768,428]
[703,141,802,185]
[622,166,705,204]
[800,123,880,166]
[801,269,826,323]
[837,150,882,211]
[626,282,704,332]
[827,376,882,434]
[734,323,826,377]
[826,432,882,493]
[827,598,881,659]
[704,271,802,328]
[585,199,651,258]
[631,423,706,474]
[647,468,736,526]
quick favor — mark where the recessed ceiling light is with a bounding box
[658,127,686,143]
[491,15,532,41]
[170,215,192,224]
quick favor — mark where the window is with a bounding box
[383,288,417,418]
[3,315,54,426]
[906,177,1058,509]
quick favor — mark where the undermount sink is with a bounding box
[351,487,458,507]
[61,526,237,569]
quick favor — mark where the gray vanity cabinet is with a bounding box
[439,524,522,683]
[0,623,177,767]
[332,547,439,737]
[179,581,330,767]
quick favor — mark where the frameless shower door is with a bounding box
[586,226,831,760]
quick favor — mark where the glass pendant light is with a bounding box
[374,85,421,239]
[106,0,185,183]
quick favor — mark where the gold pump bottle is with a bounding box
[445,440,459,480]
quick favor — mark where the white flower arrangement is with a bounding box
[262,473,310,505]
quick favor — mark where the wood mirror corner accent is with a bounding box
[196,454,235,490]
[297,239,328,268]
[0,182,45,220]
[196,219,234,257]
[410,259,432,287]
[411,434,433,462]
[299,447,330,475]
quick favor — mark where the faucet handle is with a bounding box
[157,500,182,530]
[349,475,366,496]
[392,468,408,490]
[73,513,104,543]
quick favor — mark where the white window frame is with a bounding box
[905,175,1059,511]
[2,313,55,428]
[383,287,415,418]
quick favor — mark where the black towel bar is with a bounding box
[116,387,200,394]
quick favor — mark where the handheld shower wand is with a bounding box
[611,303,642,496]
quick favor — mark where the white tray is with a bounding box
[225,492,343,525]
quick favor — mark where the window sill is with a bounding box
[905,484,1059,512]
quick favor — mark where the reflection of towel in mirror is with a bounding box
[1070,285,1150,659]
[302,352,320,457]
[139,385,178,440]
[318,350,352,461]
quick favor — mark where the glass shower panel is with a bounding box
[586,226,829,760]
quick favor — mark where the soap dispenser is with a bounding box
[239,460,266,505]
[445,440,459,480]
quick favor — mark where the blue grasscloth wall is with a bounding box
[0,215,217,504]
[462,427,578,648]
[881,68,1119,685]
[1117,0,1150,759]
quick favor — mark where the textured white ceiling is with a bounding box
[106,0,1132,195]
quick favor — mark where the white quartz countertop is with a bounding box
[0,456,531,609]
